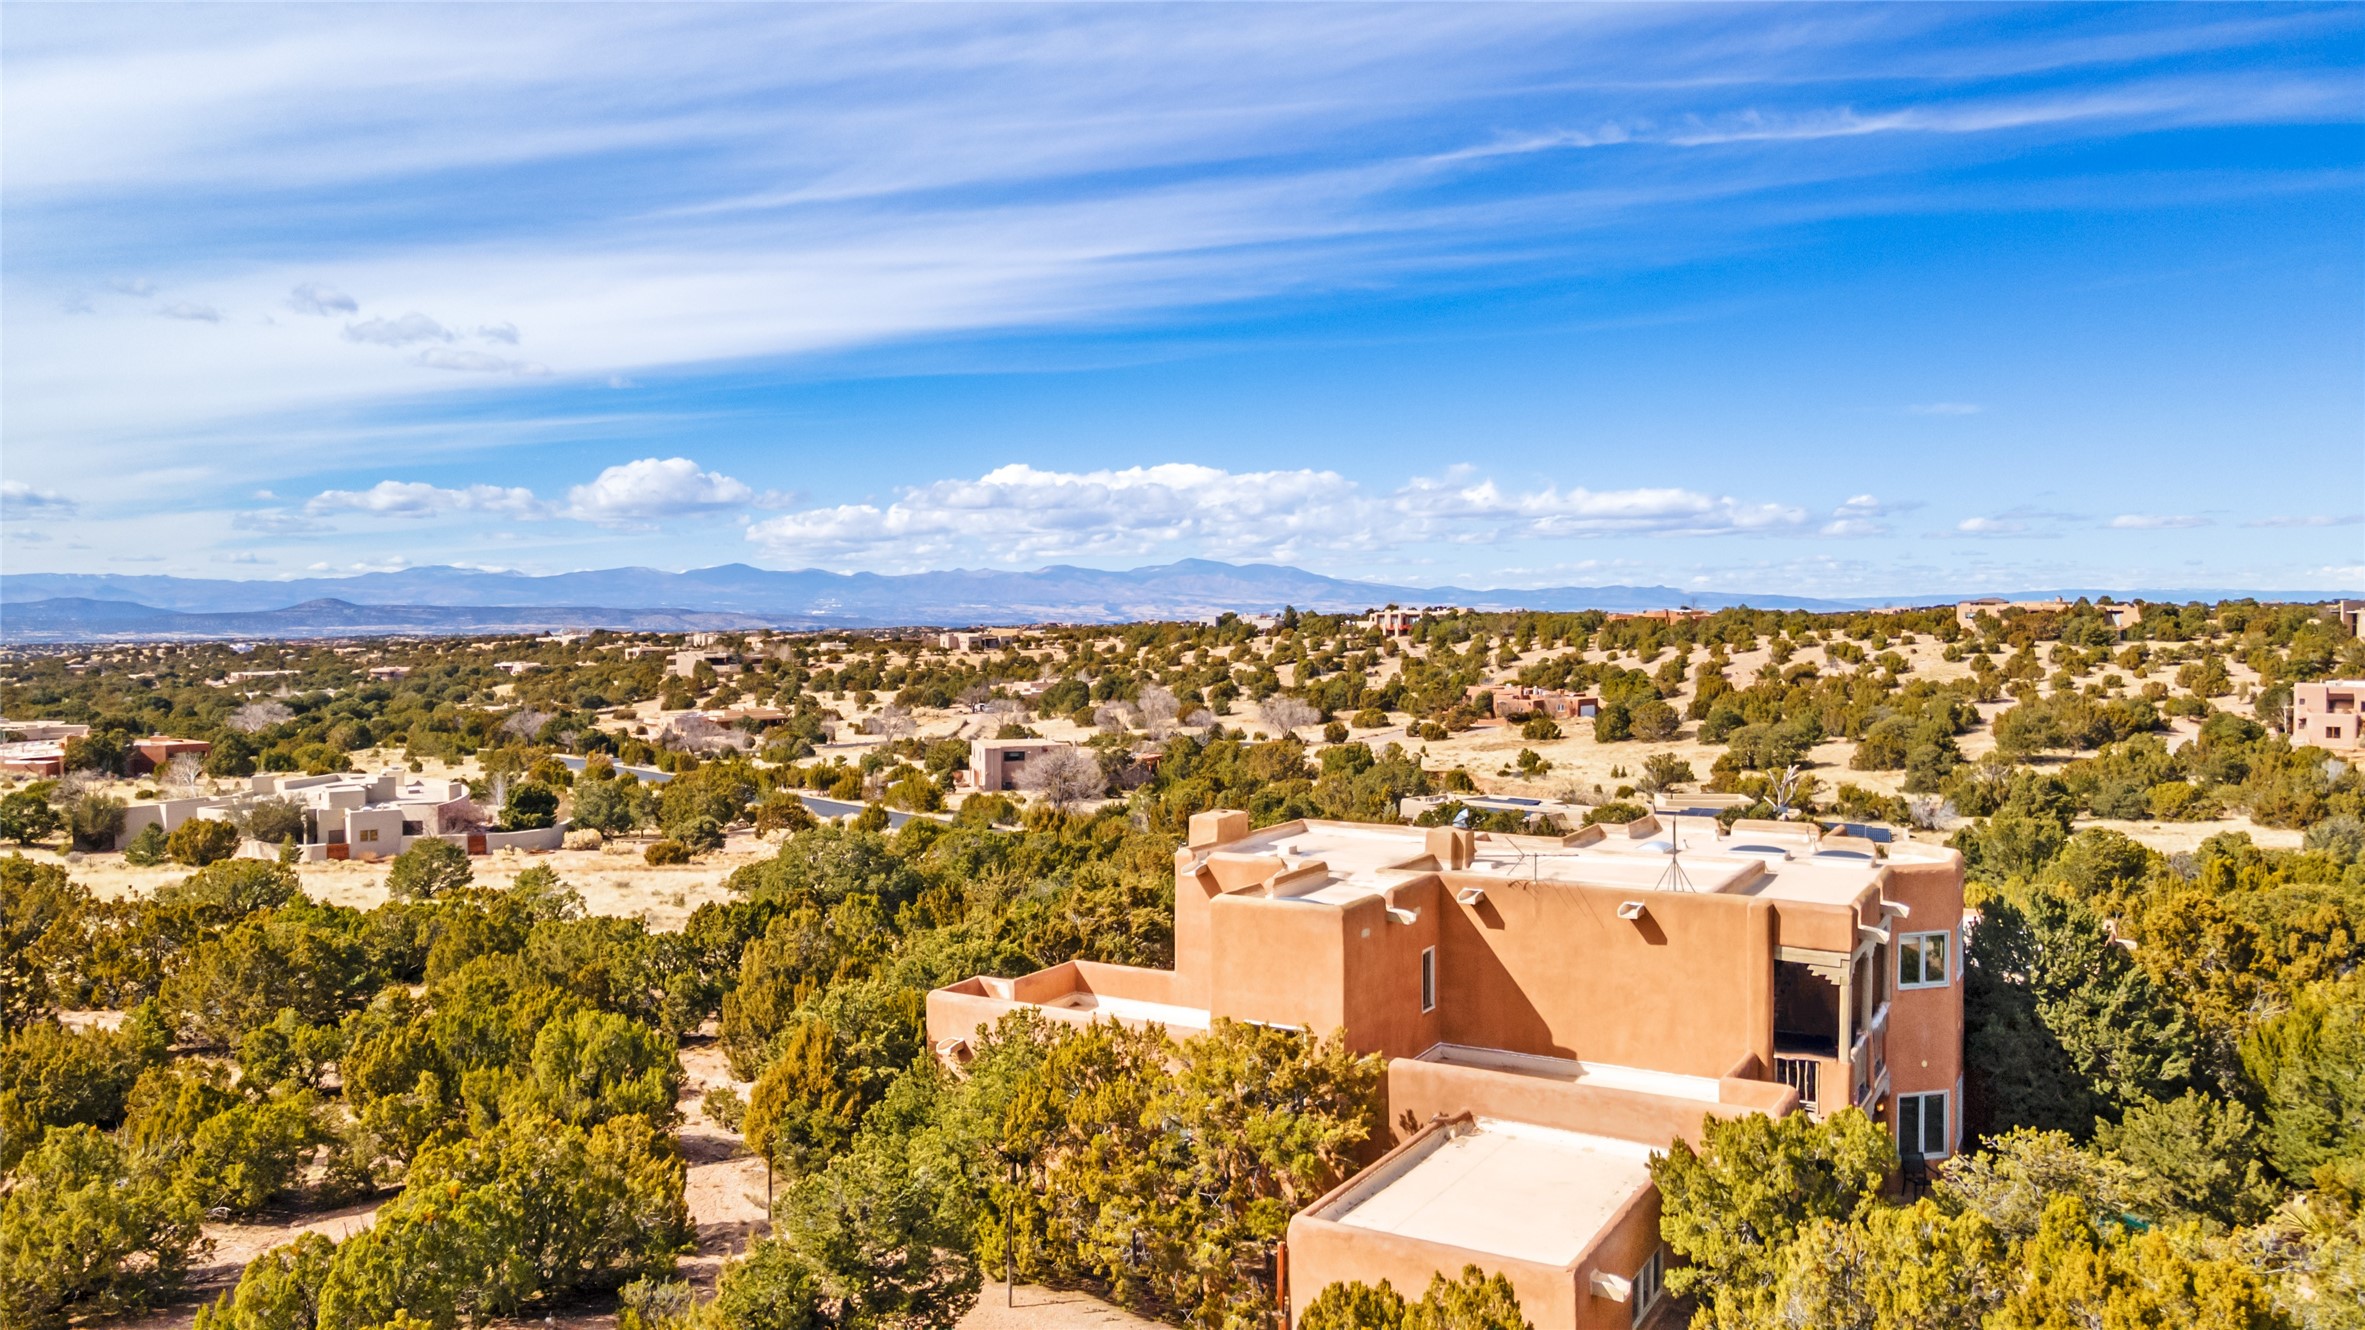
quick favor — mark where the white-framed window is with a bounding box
[1630,1245,1665,1327]
[1419,947,1436,1013]
[357,828,379,843]
[1897,1090,1947,1158]
[1897,930,1951,989]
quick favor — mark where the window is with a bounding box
[357,828,379,843]
[1897,1090,1947,1158]
[1630,1245,1665,1327]
[1897,930,1951,989]
[1419,947,1436,1013]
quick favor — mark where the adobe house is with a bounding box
[2292,680,2365,754]
[928,809,1965,1329]
[964,737,1075,792]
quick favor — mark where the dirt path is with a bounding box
[959,1283,1167,1329]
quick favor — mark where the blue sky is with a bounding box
[3,3,2360,595]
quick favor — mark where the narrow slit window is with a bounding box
[1420,947,1436,1013]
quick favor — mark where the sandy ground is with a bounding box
[51,829,773,929]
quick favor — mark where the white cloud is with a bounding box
[287,281,358,315]
[305,479,547,519]
[413,347,548,374]
[566,457,756,525]
[231,508,331,534]
[2247,513,2363,528]
[2108,513,2210,529]
[158,301,224,322]
[1,480,78,518]
[477,322,520,344]
[1956,515,2027,535]
[747,462,1820,568]
[1906,402,1983,416]
[1820,494,1898,537]
[1393,472,1806,540]
[109,276,157,297]
[344,312,452,346]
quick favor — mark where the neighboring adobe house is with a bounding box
[1952,597,2139,631]
[964,737,1075,791]
[666,648,739,678]
[115,769,564,861]
[1476,684,1599,721]
[0,720,92,743]
[0,741,67,778]
[2292,680,2365,754]
[127,736,210,776]
[2330,600,2365,639]
[927,810,1966,1330]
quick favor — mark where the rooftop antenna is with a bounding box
[1657,841,1696,892]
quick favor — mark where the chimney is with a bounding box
[1425,826,1476,871]
[1189,809,1252,850]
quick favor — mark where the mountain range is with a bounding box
[0,560,2351,643]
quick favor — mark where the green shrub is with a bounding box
[121,822,169,865]
[167,817,242,867]
[385,837,472,901]
[0,1125,201,1329]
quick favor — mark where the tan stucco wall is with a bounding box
[1420,873,1778,1078]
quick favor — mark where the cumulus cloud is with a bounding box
[413,347,548,374]
[746,462,1823,567]
[748,462,1371,565]
[344,312,453,346]
[1817,494,1902,538]
[1906,402,1982,416]
[1393,472,1805,540]
[158,301,224,322]
[2108,513,2210,530]
[477,322,520,344]
[1,480,78,518]
[1955,515,2027,536]
[305,480,548,519]
[287,282,358,315]
[566,457,757,525]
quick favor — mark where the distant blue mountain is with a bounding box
[0,560,2351,643]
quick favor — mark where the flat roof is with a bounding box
[1418,1044,1723,1103]
[1206,817,1928,908]
[1040,991,1211,1030]
[1323,1119,1655,1267]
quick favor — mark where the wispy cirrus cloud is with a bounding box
[344,313,451,346]
[2247,513,2363,528]
[414,347,547,375]
[2108,513,2211,529]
